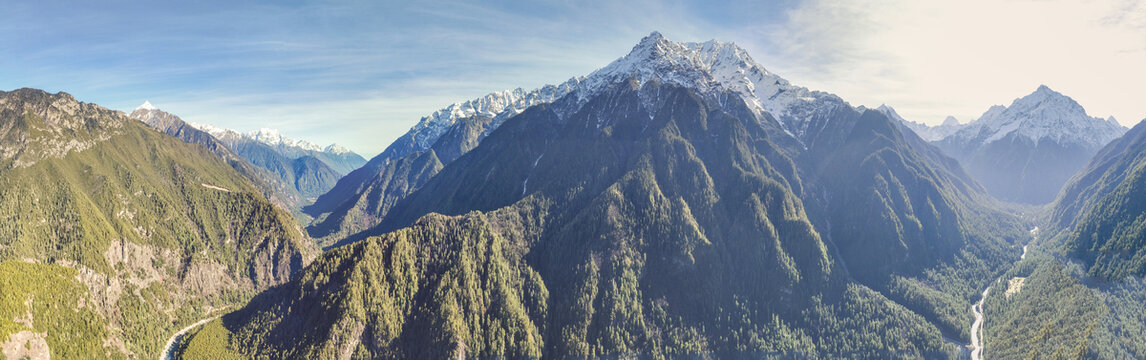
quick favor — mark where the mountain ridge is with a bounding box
[304,31,849,244]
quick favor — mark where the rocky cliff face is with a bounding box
[0,88,127,168]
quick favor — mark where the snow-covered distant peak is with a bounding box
[136,101,157,111]
[402,78,583,152]
[874,104,908,123]
[247,128,284,143]
[942,116,960,126]
[324,143,353,155]
[247,128,325,152]
[950,85,1127,147]
[874,104,967,142]
[185,121,233,138]
[185,122,343,156]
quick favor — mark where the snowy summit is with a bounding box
[136,101,158,111]
[392,32,847,160]
[947,85,1126,147]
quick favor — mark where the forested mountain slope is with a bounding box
[0,88,316,359]
[978,120,1146,359]
[184,79,965,359]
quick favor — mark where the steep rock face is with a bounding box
[934,86,1127,204]
[380,83,580,162]
[0,89,316,359]
[1050,120,1146,280]
[185,81,959,359]
[0,88,128,168]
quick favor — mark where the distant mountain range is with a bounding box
[130,105,367,212]
[890,86,1127,204]
[974,117,1146,359]
[193,124,365,176]
[877,105,964,142]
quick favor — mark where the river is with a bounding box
[160,315,223,360]
[970,226,1038,360]
[970,286,991,360]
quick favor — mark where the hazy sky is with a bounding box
[3,0,1144,156]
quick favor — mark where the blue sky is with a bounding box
[4,0,1145,156]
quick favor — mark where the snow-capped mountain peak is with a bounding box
[247,128,324,152]
[575,31,835,134]
[874,104,966,142]
[387,32,845,160]
[960,85,1126,146]
[398,78,583,154]
[875,104,908,123]
[136,101,157,111]
[324,143,353,155]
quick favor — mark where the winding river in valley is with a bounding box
[970,227,1037,360]
[160,311,226,360]
[970,286,991,360]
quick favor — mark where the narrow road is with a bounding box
[160,314,222,360]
